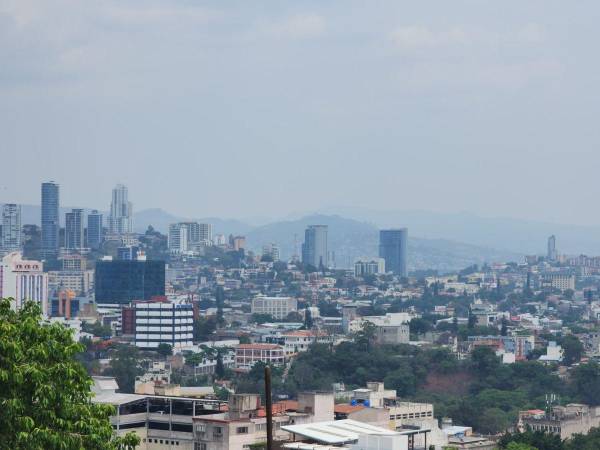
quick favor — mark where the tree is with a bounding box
[157,343,173,358]
[304,308,313,330]
[215,352,225,379]
[560,335,583,366]
[468,309,477,329]
[571,362,600,405]
[506,443,537,450]
[355,321,377,350]
[194,316,218,341]
[0,298,139,449]
[215,287,225,327]
[105,344,142,393]
[501,318,508,336]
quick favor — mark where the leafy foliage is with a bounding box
[0,297,139,449]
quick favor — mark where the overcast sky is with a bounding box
[1,1,598,224]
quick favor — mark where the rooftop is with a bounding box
[281,419,398,444]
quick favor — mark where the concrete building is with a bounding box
[541,273,575,292]
[193,392,334,450]
[302,225,328,269]
[354,258,385,277]
[1,203,21,251]
[251,296,297,320]
[262,243,280,261]
[548,235,557,261]
[379,229,408,277]
[134,299,194,350]
[109,184,133,235]
[65,208,85,250]
[41,181,60,259]
[0,252,48,316]
[169,223,190,254]
[234,344,285,370]
[520,404,600,440]
[87,210,104,249]
[349,313,411,345]
[281,330,332,356]
[47,269,94,296]
[92,376,226,450]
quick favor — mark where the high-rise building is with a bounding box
[95,258,165,304]
[65,208,84,249]
[262,243,280,261]
[0,252,49,316]
[133,300,194,349]
[379,228,408,277]
[168,223,189,254]
[168,222,213,254]
[41,181,60,259]
[1,204,21,251]
[197,223,212,244]
[87,210,104,249]
[354,257,386,277]
[108,184,133,235]
[302,225,328,268]
[547,235,557,261]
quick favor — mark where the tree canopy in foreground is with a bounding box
[0,297,139,449]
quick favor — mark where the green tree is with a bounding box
[571,362,600,405]
[304,308,314,330]
[506,443,538,450]
[355,321,377,350]
[560,335,583,366]
[0,298,139,449]
[215,287,225,327]
[157,343,172,358]
[105,345,142,393]
[194,316,218,341]
[215,352,225,379]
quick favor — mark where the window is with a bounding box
[237,427,249,434]
[213,427,223,438]
[195,444,207,450]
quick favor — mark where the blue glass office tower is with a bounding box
[379,228,408,277]
[302,225,328,269]
[41,181,60,259]
[95,259,165,304]
[87,210,104,249]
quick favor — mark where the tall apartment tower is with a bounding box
[379,228,408,277]
[87,210,104,249]
[65,208,84,249]
[168,223,189,254]
[41,181,60,259]
[302,225,328,269]
[1,204,22,251]
[109,184,133,235]
[547,235,557,261]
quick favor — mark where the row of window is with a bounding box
[390,411,433,420]
[143,438,180,445]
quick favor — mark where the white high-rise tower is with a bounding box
[109,184,133,235]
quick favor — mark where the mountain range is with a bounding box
[12,204,600,272]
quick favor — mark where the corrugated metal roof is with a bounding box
[281,419,397,444]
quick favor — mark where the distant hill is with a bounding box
[320,207,600,256]
[245,214,520,272]
[132,209,254,236]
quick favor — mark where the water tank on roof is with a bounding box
[364,400,370,407]
[351,399,357,406]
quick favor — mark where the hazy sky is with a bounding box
[1,1,598,224]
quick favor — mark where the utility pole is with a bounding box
[264,366,274,450]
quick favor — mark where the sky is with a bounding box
[1,1,599,224]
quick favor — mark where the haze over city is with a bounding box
[5,3,600,450]
[2,1,600,224]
